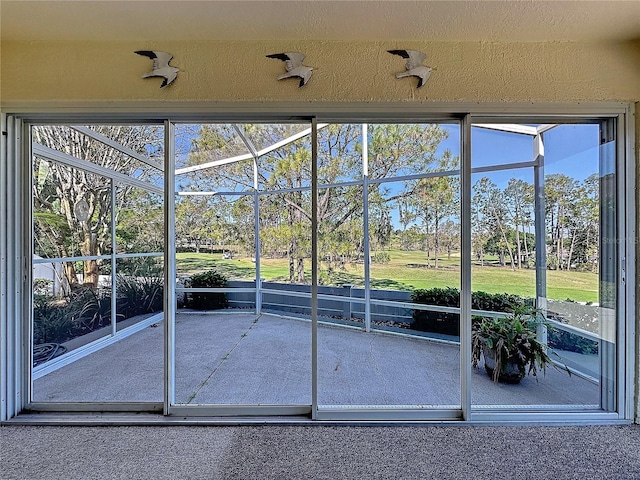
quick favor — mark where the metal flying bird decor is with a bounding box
[387,49,432,88]
[134,50,179,88]
[266,52,313,87]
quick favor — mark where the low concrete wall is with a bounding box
[225,280,413,324]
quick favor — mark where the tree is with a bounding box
[471,183,489,266]
[547,174,599,271]
[439,220,460,262]
[33,125,163,290]
[185,123,452,284]
[368,188,393,255]
[473,177,516,269]
[503,178,534,269]
[175,196,211,253]
[407,153,459,268]
[116,189,163,254]
[545,174,579,270]
[576,174,599,272]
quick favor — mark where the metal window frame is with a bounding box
[0,102,634,424]
[1,114,27,422]
[32,143,163,195]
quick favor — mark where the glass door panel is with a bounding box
[469,123,612,410]
[316,122,462,412]
[31,123,164,403]
[172,122,311,407]
[545,123,616,411]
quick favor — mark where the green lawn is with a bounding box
[176,250,599,303]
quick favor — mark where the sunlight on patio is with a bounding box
[33,312,599,409]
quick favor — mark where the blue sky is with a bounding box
[436,123,600,190]
[437,122,599,181]
[174,122,602,226]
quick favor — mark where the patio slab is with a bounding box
[33,312,600,409]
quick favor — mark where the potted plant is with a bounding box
[472,306,569,383]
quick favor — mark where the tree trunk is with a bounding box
[523,223,530,268]
[424,238,431,268]
[434,217,440,269]
[556,208,564,270]
[288,243,295,283]
[296,257,305,283]
[496,221,516,271]
[83,260,99,289]
[81,230,99,289]
[64,262,79,289]
[566,228,576,271]
[515,228,522,269]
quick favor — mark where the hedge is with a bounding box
[410,287,597,354]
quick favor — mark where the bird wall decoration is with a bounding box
[266,52,313,87]
[387,50,432,88]
[134,50,179,88]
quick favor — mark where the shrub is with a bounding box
[33,296,75,345]
[411,287,533,336]
[471,290,533,313]
[372,251,390,264]
[73,288,112,332]
[117,274,163,318]
[32,286,112,345]
[186,270,228,310]
[116,260,163,319]
[411,287,461,335]
[548,328,598,355]
[412,287,460,307]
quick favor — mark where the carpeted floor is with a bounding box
[2,424,640,479]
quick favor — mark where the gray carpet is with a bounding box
[2,425,640,479]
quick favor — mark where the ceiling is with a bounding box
[1,0,639,43]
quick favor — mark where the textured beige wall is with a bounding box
[1,40,638,102]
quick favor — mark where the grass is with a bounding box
[176,250,599,303]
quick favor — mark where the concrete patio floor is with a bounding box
[33,312,600,410]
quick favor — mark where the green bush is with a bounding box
[471,290,533,313]
[73,288,112,332]
[33,296,75,345]
[116,260,163,319]
[116,274,163,319]
[411,287,533,336]
[372,251,391,264]
[411,287,461,335]
[548,328,598,355]
[186,270,228,310]
[33,287,112,345]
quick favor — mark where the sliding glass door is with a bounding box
[314,122,463,419]
[469,121,618,415]
[19,109,629,423]
[30,123,164,405]
[169,122,313,413]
